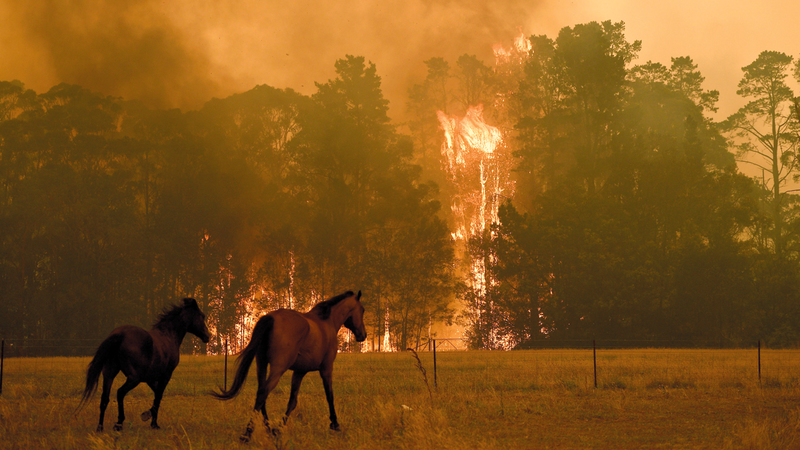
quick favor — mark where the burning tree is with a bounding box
[420,32,530,349]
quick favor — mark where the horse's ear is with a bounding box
[356,290,362,301]
[183,298,198,308]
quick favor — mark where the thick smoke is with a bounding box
[6,0,797,118]
[1,0,226,109]
[0,0,541,112]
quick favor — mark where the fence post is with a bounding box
[593,339,597,388]
[1,339,4,395]
[224,338,228,391]
[433,339,437,389]
[758,339,761,386]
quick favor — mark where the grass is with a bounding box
[1,349,800,449]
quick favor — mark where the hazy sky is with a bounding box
[1,0,798,121]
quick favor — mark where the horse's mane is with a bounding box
[152,301,188,330]
[309,291,354,320]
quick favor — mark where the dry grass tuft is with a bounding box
[406,347,433,400]
[723,409,800,450]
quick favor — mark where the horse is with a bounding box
[212,290,366,441]
[79,298,211,432]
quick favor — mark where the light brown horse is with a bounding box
[212,290,366,441]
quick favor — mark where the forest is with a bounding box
[2,21,800,353]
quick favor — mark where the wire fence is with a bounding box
[411,337,774,352]
[3,337,800,398]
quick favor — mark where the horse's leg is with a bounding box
[242,355,290,442]
[241,352,270,442]
[141,380,158,423]
[283,371,307,424]
[97,366,119,432]
[113,377,140,431]
[143,377,170,429]
[320,367,340,431]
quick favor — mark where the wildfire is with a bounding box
[493,29,532,65]
[437,29,529,350]
[437,104,506,241]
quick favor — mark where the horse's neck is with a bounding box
[328,302,352,330]
[152,322,188,347]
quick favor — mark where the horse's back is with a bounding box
[270,309,337,371]
[269,309,311,346]
[261,309,322,370]
[107,325,154,377]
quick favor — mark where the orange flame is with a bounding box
[437,104,505,240]
[493,29,532,65]
[437,30,528,350]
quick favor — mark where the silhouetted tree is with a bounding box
[724,51,800,257]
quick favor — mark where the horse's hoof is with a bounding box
[330,423,341,432]
[113,423,123,432]
[141,410,152,421]
[96,425,104,433]
[151,423,161,430]
[239,434,251,443]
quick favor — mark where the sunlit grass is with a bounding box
[1,349,799,449]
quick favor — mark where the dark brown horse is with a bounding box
[212,290,366,441]
[79,298,211,432]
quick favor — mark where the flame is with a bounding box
[382,304,393,351]
[438,29,529,350]
[437,104,506,242]
[493,29,532,65]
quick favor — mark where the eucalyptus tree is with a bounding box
[454,54,494,113]
[724,51,799,257]
[0,84,144,346]
[290,56,456,348]
[501,23,762,345]
[552,21,641,195]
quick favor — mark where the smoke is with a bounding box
[0,0,542,112]
[1,0,227,109]
[4,0,797,118]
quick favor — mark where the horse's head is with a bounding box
[183,298,211,343]
[343,290,367,342]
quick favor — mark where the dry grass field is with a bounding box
[1,349,800,449]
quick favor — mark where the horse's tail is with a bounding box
[77,333,123,412]
[211,315,273,400]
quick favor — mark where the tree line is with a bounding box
[2,21,800,352]
[407,21,800,348]
[0,56,454,354]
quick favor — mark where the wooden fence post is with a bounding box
[758,339,761,386]
[224,338,228,391]
[593,339,597,388]
[1,339,4,395]
[433,339,437,389]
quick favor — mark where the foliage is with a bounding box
[5,19,800,352]
[721,51,800,258]
[420,21,788,348]
[0,59,455,352]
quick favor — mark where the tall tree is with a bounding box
[554,21,641,195]
[724,51,799,257]
[454,54,494,112]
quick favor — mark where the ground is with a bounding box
[1,349,799,449]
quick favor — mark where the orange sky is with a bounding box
[1,0,798,121]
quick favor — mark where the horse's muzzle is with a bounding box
[355,331,367,342]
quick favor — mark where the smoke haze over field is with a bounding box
[1,0,799,118]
